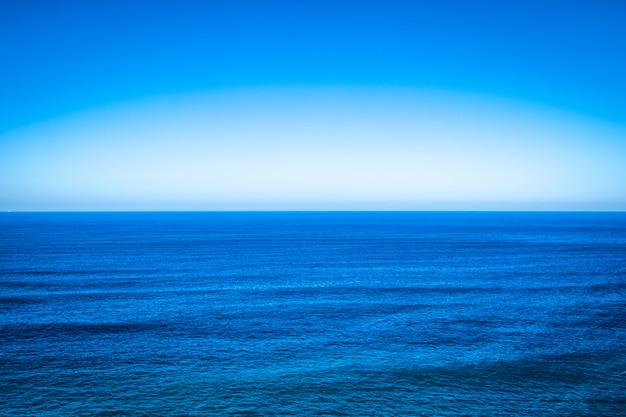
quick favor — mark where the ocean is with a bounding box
[1,212,625,416]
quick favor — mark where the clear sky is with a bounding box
[1,0,625,211]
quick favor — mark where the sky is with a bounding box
[1,0,625,211]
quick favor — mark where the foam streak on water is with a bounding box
[1,212,625,416]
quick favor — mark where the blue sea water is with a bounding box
[1,211,625,416]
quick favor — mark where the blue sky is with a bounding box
[1,0,625,210]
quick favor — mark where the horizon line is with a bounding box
[3,209,626,214]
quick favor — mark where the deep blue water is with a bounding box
[1,212,625,416]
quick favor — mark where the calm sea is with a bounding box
[1,212,625,416]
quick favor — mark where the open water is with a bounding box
[1,212,625,416]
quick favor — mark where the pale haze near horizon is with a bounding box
[1,89,624,212]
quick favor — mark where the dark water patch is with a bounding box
[0,321,167,341]
[0,267,162,277]
[0,277,173,295]
[590,281,626,292]
[0,295,43,305]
